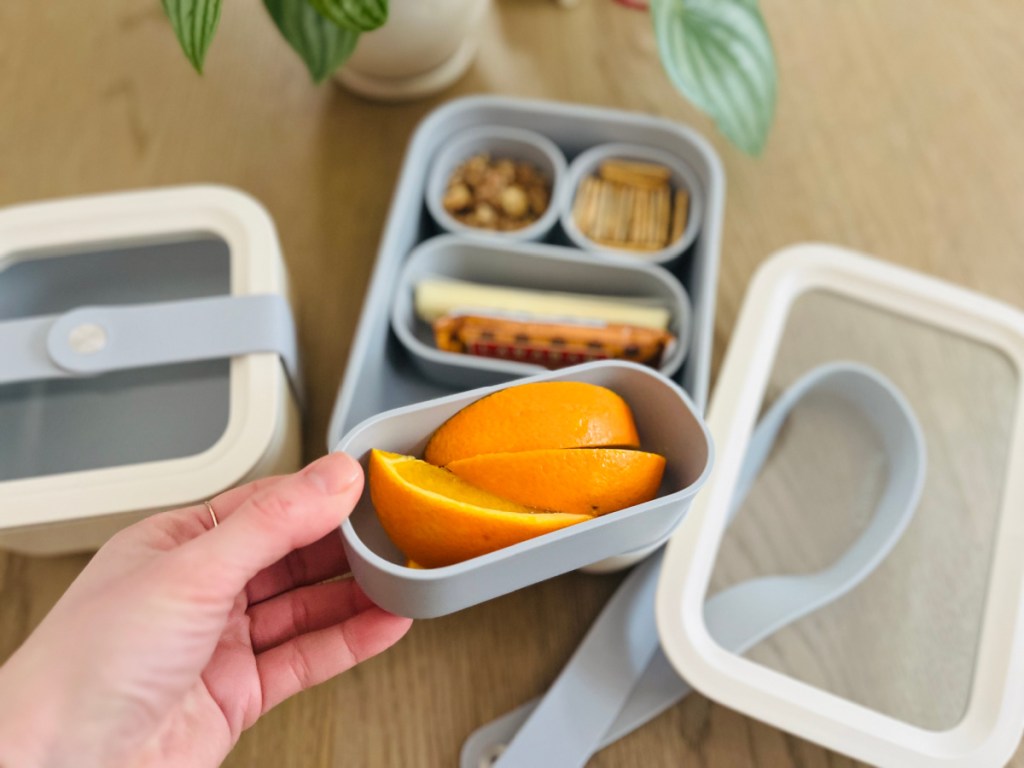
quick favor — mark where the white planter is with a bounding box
[336,0,490,101]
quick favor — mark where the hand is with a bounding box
[0,453,411,768]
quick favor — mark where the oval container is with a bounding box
[335,361,714,619]
[391,234,692,389]
[425,125,566,242]
[560,142,703,266]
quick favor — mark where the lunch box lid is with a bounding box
[0,185,298,528]
[656,244,1024,766]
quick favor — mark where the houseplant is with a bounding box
[161,0,777,154]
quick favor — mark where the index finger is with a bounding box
[171,453,364,599]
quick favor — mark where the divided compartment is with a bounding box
[425,125,566,242]
[390,234,691,389]
[328,95,724,571]
[337,362,713,618]
[329,95,723,442]
[560,142,703,264]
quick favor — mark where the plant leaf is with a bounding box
[264,0,361,82]
[162,0,223,73]
[650,0,777,155]
[309,0,388,32]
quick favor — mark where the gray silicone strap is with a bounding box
[463,362,926,768]
[0,294,302,403]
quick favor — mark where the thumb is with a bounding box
[172,453,364,597]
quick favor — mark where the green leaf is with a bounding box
[162,0,223,73]
[264,0,361,82]
[309,0,388,32]
[650,0,777,155]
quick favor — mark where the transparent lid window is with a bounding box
[0,236,231,482]
[708,287,1017,731]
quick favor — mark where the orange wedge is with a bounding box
[446,448,665,516]
[424,382,641,467]
[369,450,591,568]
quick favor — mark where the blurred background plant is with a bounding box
[161,0,776,154]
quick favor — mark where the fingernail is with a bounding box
[306,453,362,494]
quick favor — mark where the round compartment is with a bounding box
[559,142,703,265]
[391,235,692,389]
[425,125,566,242]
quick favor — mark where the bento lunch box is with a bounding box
[337,361,713,619]
[0,186,303,554]
[328,96,724,575]
[327,98,723,572]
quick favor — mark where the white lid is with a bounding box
[0,186,290,527]
[657,244,1024,766]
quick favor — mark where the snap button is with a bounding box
[67,322,108,355]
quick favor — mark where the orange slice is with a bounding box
[424,382,641,467]
[369,450,591,568]
[446,448,666,516]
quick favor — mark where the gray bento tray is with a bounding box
[327,95,725,448]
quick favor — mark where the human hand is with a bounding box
[0,453,411,768]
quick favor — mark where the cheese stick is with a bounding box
[414,278,672,330]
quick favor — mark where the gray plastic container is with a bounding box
[560,142,704,264]
[327,96,724,574]
[424,125,566,242]
[327,96,724,448]
[391,234,691,388]
[336,361,713,619]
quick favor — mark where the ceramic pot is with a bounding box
[336,0,490,101]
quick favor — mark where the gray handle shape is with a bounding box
[0,294,302,403]
[462,362,926,768]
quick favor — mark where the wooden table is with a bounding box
[3,0,1024,765]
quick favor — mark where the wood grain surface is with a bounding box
[2,0,1024,765]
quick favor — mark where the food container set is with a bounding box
[6,95,1024,767]
[326,95,725,609]
[0,186,302,554]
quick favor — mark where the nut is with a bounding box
[473,203,497,227]
[500,186,529,218]
[443,183,472,213]
[444,153,551,232]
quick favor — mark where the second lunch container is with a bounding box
[0,186,303,554]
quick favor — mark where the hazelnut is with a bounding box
[443,183,472,213]
[474,203,498,228]
[500,186,529,218]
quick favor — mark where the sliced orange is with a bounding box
[445,448,665,516]
[369,450,591,568]
[424,382,640,467]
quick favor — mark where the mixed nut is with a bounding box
[443,154,552,231]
